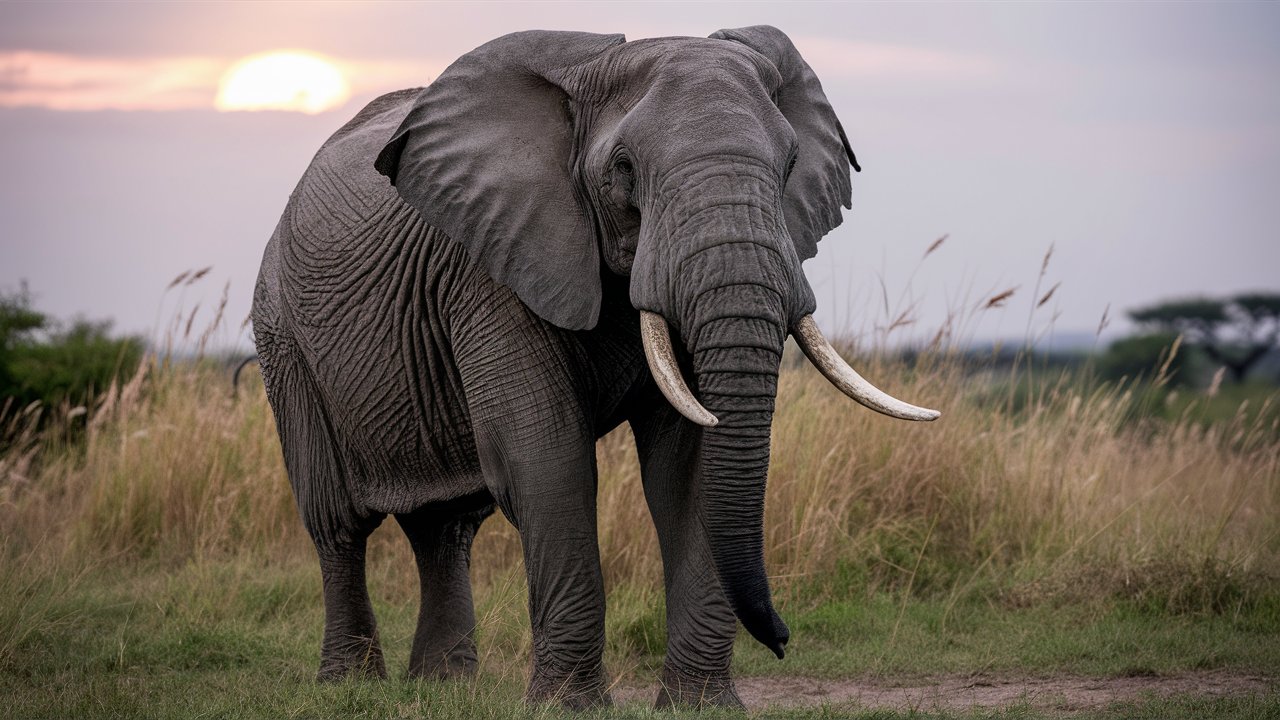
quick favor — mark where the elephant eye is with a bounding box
[614,157,633,176]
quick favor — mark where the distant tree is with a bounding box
[0,285,144,414]
[7,319,145,409]
[1099,331,1198,387]
[0,284,47,402]
[1129,293,1280,383]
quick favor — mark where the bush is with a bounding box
[1098,331,1203,387]
[1,287,144,414]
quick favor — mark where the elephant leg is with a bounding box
[474,425,609,708]
[630,397,743,709]
[453,310,611,708]
[395,499,492,679]
[315,529,386,681]
[267,358,386,681]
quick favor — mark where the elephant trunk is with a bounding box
[630,175,795,658]
[632,153,941,657]
[639,305,790,657]
[687,282,790,658]
[649,210,796,656]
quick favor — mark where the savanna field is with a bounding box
[2,323,1278,718]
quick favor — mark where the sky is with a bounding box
[2,1,1278,351]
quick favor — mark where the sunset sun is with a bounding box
[215,51,349,114]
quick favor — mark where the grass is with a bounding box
[1,324,1278,716]
[1,554,1276,718]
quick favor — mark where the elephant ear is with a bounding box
[375,30,625,330]
[709,25,859,261]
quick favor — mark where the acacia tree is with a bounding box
[1129,293,1280,383]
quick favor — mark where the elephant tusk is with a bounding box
[791,315,941,422]
[638,311,719,427]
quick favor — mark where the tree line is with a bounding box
[1,284,1276,422]
[1102,292,1280,386]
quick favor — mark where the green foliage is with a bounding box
[0,290,45,346]
[1099,331,1199,387]
[7,320,145,408]
[1233,292,1280,320]
[0,286,144,414]
[1130,297,1227,329]
[0,285,47,398]
[1128,293,1280,384]
[1161,381,1280,431]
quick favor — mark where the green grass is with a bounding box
[1162,381,1280,430]
[1,555,1275,718]
[767,595,1279,677]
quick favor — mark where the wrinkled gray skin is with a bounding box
[253,26,858,709]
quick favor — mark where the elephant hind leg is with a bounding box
[266,355,386,681]
[315,531,385,681]
[395,496,493,680]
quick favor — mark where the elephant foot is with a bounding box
[527,663,612,710]
[407,644,479,681]
[655,666,743,710]
[317,635,386,682]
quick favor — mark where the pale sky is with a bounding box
[2,1,1278,351]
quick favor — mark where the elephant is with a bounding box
[252,25,938,709]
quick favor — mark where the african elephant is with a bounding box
[252,25,937,709]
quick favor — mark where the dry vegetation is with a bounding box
[2,340,1276,621]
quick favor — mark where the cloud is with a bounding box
[0,51,224,111]
[0,39,988,113]
[0,51,440,112]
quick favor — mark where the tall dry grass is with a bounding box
[2,342,1276,613]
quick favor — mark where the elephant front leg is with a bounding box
[395,499,493,680]
[474,423,610,709]
[631,399,743,709]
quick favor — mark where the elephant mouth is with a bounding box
[638,310,940,426]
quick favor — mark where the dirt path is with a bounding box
[617,671,1275,713]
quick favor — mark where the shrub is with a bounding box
[1098,331,1203,387]
[1,287,144,415]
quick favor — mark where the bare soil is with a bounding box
[617,671,1276,713]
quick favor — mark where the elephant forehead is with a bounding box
[593,42,790,153]
[598,36,783,100]
[612,89,795,174]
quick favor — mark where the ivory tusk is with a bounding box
[638,311,719,427]
[792,315,941,422]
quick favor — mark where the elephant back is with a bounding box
[293,88,424,232]
[266,89,485,495]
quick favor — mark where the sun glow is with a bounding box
[215,51,349,114]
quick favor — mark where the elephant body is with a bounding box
[254,27,935,709]
[256,89,646,517]
[255,86,724,704]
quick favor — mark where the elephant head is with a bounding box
[375,26,938,659]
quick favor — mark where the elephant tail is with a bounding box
[231,355,259,397]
